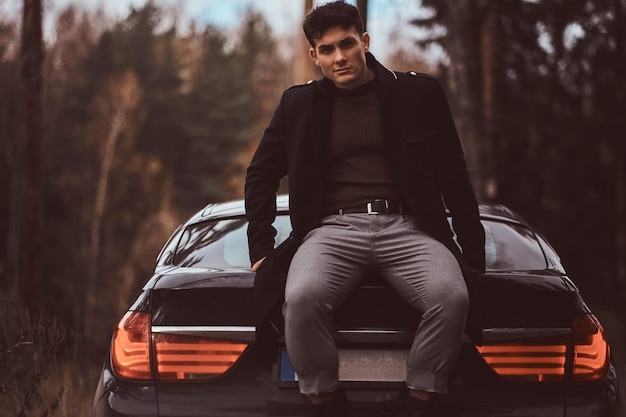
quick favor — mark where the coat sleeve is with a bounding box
[245,92,289,265]
[430,80,486,272]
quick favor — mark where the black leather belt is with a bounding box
[338,199,403,215]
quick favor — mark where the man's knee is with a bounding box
[444,285,469,320]
[429,283,469,323]
[284,290,329,323]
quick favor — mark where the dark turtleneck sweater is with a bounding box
[322,78,401,214]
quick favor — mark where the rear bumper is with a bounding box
[92,365,158,417]
[93,345,624,417]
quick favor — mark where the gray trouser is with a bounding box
[283,214,468,395]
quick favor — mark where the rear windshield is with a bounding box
[480,221,546,270]
[172,216,547,271]
[173,216,292,269]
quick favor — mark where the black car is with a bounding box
[93,196,623,417]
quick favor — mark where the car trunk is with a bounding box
[148,268,587,379]
[150,268,584,325]
[145,268,611,417]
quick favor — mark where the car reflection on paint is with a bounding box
[92,195,624,417]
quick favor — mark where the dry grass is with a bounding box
[0,304,101,417]
[36,359,100,417]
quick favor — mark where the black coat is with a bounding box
[245,53,486,343]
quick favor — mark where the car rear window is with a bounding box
[480,220,546,270]
[173,216,546,271]
[173,215,292,269]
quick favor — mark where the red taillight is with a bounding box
[477,340,567,382]
[476,314,609,382]
[111,311,152,380]
[111,310,249,381]
[154,334,248,381]
[571,314,610,381]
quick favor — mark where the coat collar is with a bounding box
[367,52,398,83]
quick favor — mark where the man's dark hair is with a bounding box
[303,1,364,47]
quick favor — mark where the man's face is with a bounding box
[310,26,373,90]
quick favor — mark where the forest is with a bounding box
[1,0,625,415]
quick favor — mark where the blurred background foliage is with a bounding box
[0,0,625,415]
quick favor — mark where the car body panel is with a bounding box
[93,197,624,417]
[93,367,158,416]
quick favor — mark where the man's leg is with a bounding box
[373,215,468,400]
[283,215,369,398]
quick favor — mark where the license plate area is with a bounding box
[276,348,408,387]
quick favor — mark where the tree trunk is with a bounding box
[83,103,127,338]
[442,0,486,200]
[296,0,318,84]
[478,0,500,201]
[618,156,626,304]
[612,0,626,312]
[12,0,44,309]
[357,0,368,31]
[83,72,139,338]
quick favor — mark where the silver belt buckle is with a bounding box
[367,199,388,215]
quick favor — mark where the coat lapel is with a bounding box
[312,78,333,172]
[370,54,404,181]
[292,79,331,230]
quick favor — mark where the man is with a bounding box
[245,2,485,416]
